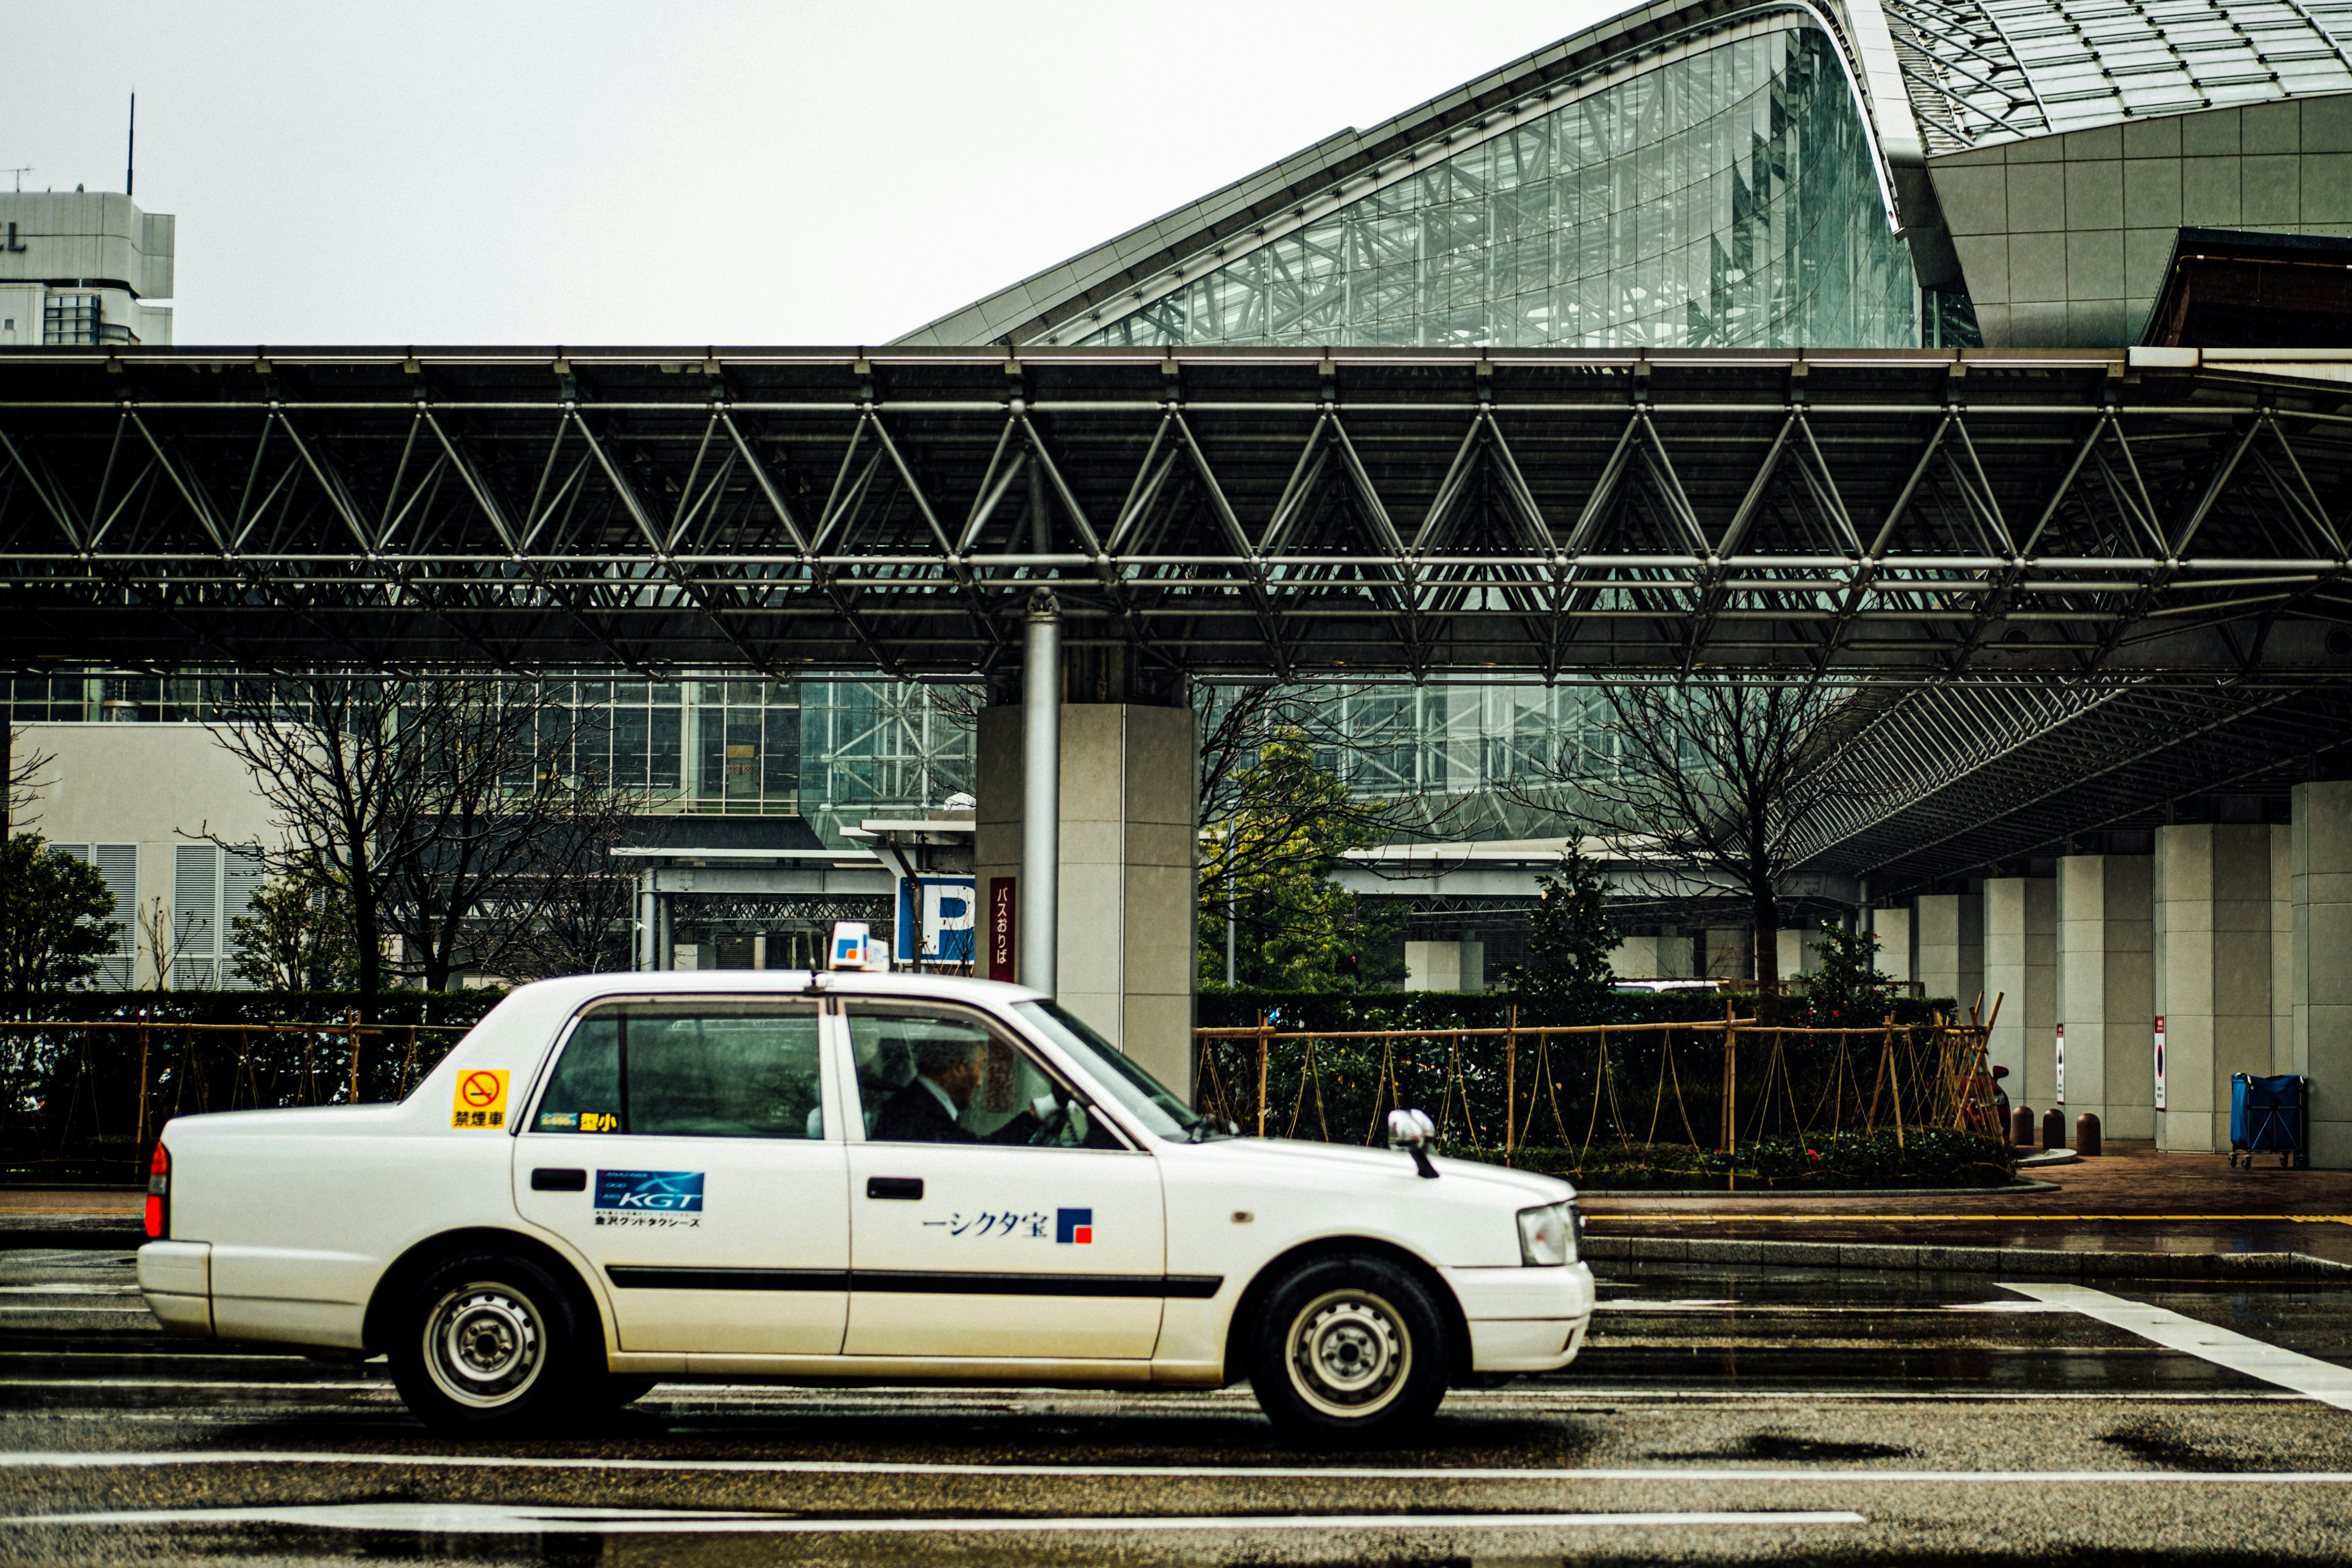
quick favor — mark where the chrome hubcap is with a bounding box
[1287,1289,1409,1419]
[424,1283,543,1408]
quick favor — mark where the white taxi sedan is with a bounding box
[136,972,1593,1443]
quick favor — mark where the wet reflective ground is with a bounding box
[4,1246,2352,1565]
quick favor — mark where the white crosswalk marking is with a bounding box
[2008,1281,2352,1411]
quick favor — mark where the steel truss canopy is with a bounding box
[4,345,2352,687]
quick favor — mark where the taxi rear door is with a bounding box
[513,998,850,1356]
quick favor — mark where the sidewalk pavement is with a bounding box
[0,1187,142,1243]
[1580,1140,2352,1273]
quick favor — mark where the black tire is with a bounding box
[1245,1252,1451,1445]
[387,1249,596,1434]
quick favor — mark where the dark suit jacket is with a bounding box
[871,1078,1041,1145]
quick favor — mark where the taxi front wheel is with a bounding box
[389,1250,593,1433]
[1245,1253,1450,1444]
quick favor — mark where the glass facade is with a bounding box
[1079,26,1919,351]
[8,673,975,847]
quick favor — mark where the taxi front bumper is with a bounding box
[1444,1259,1595,1373]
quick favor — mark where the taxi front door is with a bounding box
[513,999,850,1357]
[836,1000,1168,1361]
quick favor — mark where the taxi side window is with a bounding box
[533,1004,825,1139]
[850,1004,1119,1149]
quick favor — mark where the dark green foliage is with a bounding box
[0,835,119,992]
[1197,730,1404,992]
[1794,919,1903,1029]
[1199,988,1958,1031]
[231,868,358,992]
[1502,847,1620,1013]
[1502,1129,2014,1190]
[0,989,506,1182]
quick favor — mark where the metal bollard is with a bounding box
[2041,1106,2066,1150]
[2075,1112,2102,1157]
[2011,1105,2036,1146]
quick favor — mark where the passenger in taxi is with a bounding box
[871,1036,1063,1144]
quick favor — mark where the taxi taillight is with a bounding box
[144,1143,169,1240]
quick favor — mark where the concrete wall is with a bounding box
[975,703,1197,1096]
[1930,94,2352,348]
[1776,927,1825,979]
[15,723,281,988]
[2055,854,2155,1139]
[1703,926,1753,979]
[1985,877,2057,1107]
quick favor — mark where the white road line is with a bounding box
[5,1451,2352,1484]
[2006,1282,2352,1412]
[14,1502,1866,1535]
[0,1381,387,1392]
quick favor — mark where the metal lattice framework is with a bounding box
[6,345,2352,895]
[3,347,2350,684]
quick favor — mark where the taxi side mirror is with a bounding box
[1386,1108,1440,1179]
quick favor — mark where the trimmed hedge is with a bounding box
[1493,1128,2016,1191]
[0,989,508,1029]
[1198,988,1959,1031]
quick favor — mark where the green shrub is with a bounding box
[1489,1129,2014,1190]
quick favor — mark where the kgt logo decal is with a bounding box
[595,1170,705,1212]
[1055,1207,1093,1245]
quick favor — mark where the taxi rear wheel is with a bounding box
[1245,1253,1450,1444]
[389,1250,590,1433]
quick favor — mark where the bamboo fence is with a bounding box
[1195,998,2003,1182]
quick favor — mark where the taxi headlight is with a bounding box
[1517,1201,1575,1266]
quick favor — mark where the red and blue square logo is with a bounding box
[1055,1207,1093,1245]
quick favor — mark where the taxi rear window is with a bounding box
[535,1003,823,1139]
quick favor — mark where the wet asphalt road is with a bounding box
[3,1246,2352,1565]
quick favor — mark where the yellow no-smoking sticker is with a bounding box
[451,1069,510,1129]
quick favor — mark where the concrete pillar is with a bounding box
[1870,906,1913,983]
[1776,928,1824,978]
[2056,854,2154,1138]
[976,702,1198,1096]
[2291,782,2352,1166]
[1609,936,1658,978]
[2153,825,2275,1152]
[1610,935,1695,979]
[2273,823,2293,1075]
[1703,927,1753,979]
[1405,940,1484,991]
[1915,893,1984,1013]
[1984,878,2057,1104]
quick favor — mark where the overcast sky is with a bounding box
[15,2,1612,346]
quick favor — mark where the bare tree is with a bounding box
[206,677,432,1003]
[505,815,641,979]
[208,679,646,1003]
[6,727,54,833]
[1508,680,1866,990]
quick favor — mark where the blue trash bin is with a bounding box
[2229,1072,2307,1168]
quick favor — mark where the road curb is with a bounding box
[1578,1179,2062,1198]
[0,1215,144,1248]
[1582,1234,2352,1280]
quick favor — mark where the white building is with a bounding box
[0,190,174,347]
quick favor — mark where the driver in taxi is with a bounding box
[872,1036,1064,1144]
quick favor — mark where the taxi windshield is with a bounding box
[1013,1001,1225,1142]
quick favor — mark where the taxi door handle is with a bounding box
[866,1177,923,1201]
[531,1168,588,1192]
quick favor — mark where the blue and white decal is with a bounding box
[594,1170,706,1228]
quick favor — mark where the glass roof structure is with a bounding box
[898,0,2352,355]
